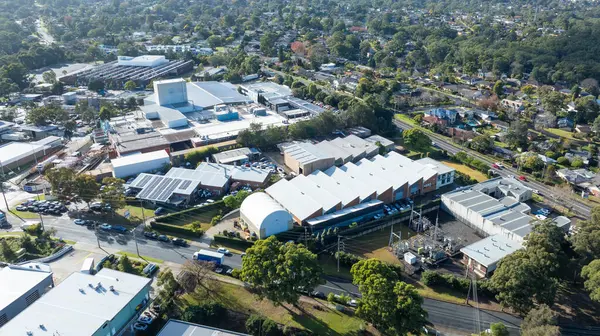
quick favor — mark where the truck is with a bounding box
[193,249,225,265]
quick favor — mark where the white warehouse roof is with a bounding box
[112,150,170,169]
[0,265,53,315]
[240,192,293,233]
[460,234,523,268]
[1,268,151,336]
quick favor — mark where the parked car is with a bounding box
[73,219,86,225]
[144,231,158,239]
[518,175,527,181]
[348,299,357,307]
[112,225,128,233]
[98,223,112,231]
[311,291,326,299]
[157,235,170,242]
[154,207,166,215]
[15,206,26,211]
[214,267,224,274]
[217,247,231,256]
[172,238,187,246]
[535,214,547,220]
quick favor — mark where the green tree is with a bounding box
[182,301,227,326]
[572,206,600,263]
[75,101,96,124]
[240,236,324,305]
[223,190,249,209]
[541,91,565,115]
[486,322,510,336]
[402,128,431,150]
[117,255,134,273]
[42,70,57,84]
[505,121,529,148]
[470,135,494,153]
[521,304,560,336]
[45,167,77,200]
[582,259,600,303]
[123,80,137,91]
[493,80,504,97]
[0,239,16,262]
[98,106,114,121]
[99,177,126,211]
[351,259,427,335]
[490,221,565,314]
[571,158,584,168]
[74,175,100,207]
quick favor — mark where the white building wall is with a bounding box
[113,156,171,179]
[154,79,188,106]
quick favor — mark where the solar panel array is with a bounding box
[135,175,199,202]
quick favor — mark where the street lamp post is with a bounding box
[0,160,9,210]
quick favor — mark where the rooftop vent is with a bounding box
[79,288,85,293]
[109,286,115,292]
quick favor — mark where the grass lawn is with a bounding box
[394,113,418,126]
[9,208,43,219]
[409,281,466,305]
[117,204,155,221]
[319,254,353,280]
[441,161,488,182]
[116,251,163,264]
[546,128,578,140]
[209,240,249,255]
[182,281,373,335]
[159,206,225,230]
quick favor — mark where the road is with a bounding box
[393,118,592,218]
[35,19,55,45]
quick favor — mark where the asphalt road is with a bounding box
[393,118,592,218]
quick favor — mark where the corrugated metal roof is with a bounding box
[460,234,523,268]
[289,175,341,213]
[284,142,333,165]
[266,179,322,221]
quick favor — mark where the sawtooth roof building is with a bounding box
[238,152,454,236]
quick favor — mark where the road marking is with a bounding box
[77,252,92,264]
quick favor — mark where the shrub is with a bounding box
[557,156,569,165]
[182,301,227,326]
[246,315,282,336]
[210,215,223,226]
[421,270,444,286]
[335,251,364,267]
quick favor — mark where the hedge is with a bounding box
[213,234,255,248]
[155,201,227,224]
[421,270,496,297]
[150,221,204,237]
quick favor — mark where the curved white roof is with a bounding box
[240,192,292,231]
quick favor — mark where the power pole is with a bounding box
[388,223,394,248]
[337,235,341,273]
[0,161,8,210]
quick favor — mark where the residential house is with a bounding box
[535,114,557,129]
[576,124,592,135]
[492,146,514,160]
[491,120,509,132]
[557,168,595,185]
[501,99,524,112]
[447,127,478,141]
[425,108,458,124]
[557,118,573,129]
[565,150,591,166]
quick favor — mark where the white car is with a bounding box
[535,214,547,220]
[217,247,230,255]
[533,190,540,195]
[347,299,358,307]
[133,323,148,331]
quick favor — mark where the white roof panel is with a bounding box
[307,171,358,206]
[323,166,376,202]
[112,150,169,169]
[266,179,322,221]
[460,234,523,267]
[288,175,341,213]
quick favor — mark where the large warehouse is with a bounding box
[442,178,571,242]
[0,136,63,170]
[59,55,193,88]
[240,192,294,238]
[239,152,454,236]
[0,264,54,327]
[1,268,151,336]
[111,150,170,178]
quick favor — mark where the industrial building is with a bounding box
[157,319,249,336]
[238,82,325,116]
[58,55,194,87]
[460,235,523,277]
[0,268,152,336]
[442,178,571,242]
[129,163,270,204]
[0,264,54,327]
[111,149,171,178]
[0,136,63,171]
[212,147,260,165]
[240,192,294,238]
[239,152,454,236]
[281,134,388,175]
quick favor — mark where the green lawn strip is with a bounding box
[117,204,155,221]
[209,240,248,255]
[182,281,367,335]
[116,251,163,264]
[546,128,578,140]
[394,113,418,126]
[9,209,42,219]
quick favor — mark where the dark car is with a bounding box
[311,291,326,299]
[172,238,187,247]
[111,225,128,233]
[154,207,166,216]
[16,205,26,211]
[157,235,170,242]
[144,231,158,239]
